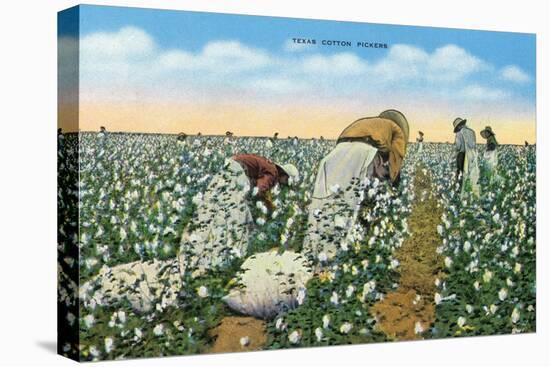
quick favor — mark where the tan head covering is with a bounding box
[480,126,495,139]
[453,117,467,133]
[379,109,409,142]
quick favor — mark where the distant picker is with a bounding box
[480,126,498,173]
[453,117,480,197]
[416,131,424,153]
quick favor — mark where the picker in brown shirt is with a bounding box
[232,154,299,208]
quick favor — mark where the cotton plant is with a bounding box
[72,133,535,359]
[268,170,414,348]
[420,143,536,337]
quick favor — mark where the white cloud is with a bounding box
[81,26,155,60]
[156,42,271,73]
[371,44,429,81]
[371,44,487,83]
[460,84,511,101]
[300,53,368,75]
[500,65,531,83]
[78,26,526,104]
[246,77,309,94]
[427,45,488,81]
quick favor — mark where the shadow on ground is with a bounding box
[36,340,57,354]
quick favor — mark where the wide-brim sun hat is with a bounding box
[453,117,467,133]
[379,109,409,142]
[480,126,495,139]
[280,164,299,182]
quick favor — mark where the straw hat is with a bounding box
[379,109,409,142]
[453,118,467,133]
[418,131,424,136]
[480,126,495,139]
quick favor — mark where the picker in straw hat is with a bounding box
[416,130,425,153]
[303,109,409,261]
[453,117,480,197]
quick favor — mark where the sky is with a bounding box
[58,5,536,143]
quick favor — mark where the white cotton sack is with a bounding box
[223,250,313,320]
[80,259,183,313]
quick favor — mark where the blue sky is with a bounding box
[76,4,535,73]
[72,4,536,101]
[58,5,536,141]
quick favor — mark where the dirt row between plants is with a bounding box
[371,165,445,340]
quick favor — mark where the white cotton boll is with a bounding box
[223,250,312,319]
[414,321,424,334]
[339,322,353,334]
[197,286,209,298]
[239,336,250,347]
[345,285,355,298]
[288,330,301,344]
[511,308,520,323]
[286,217,294,228]
[322,314,331,329]
[498,288,508,301]
[104,337,114,353]
[330,292,339,305]
[275,318,286,331]
[153,324,164,336]
[315,327,323,342]
[84,314,95,328]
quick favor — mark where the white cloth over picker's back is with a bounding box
[179,158,253,276]
[303,142,378,260]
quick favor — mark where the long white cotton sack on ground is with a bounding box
[223,250,313,320]
[179,158,252,276]
[80,259,183,313]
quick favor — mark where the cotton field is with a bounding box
[57,133,536,360]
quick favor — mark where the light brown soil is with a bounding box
[371,166,444,340]
[209,316,267,353]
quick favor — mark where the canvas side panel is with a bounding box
[57,5,80,361]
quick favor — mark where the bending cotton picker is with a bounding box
[179,154,298,276]
[303,110,408,261]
